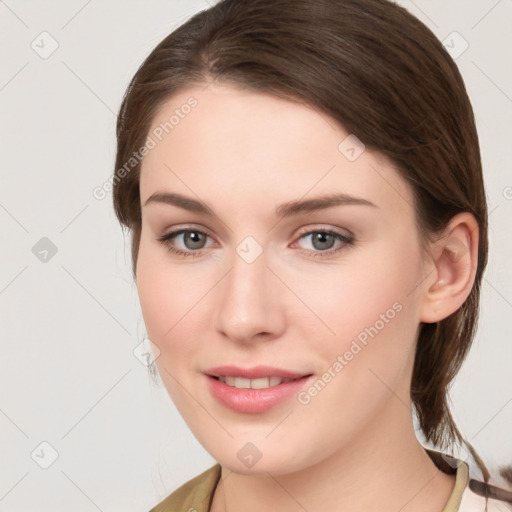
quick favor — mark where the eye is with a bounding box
[157,226,354,259]
[157,228,214,258]
[294,229,354,257]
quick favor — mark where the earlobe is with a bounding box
[419,213,479,324]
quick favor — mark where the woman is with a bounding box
[112,0,512,510]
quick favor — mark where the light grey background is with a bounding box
[0,1,511,511]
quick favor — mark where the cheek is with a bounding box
[136,247,183,361]
[348,256,421,384]
[137,238,195,339]
[136,257,201,409]
[136,244,215,373]
[290,242,422,404]
[289,242,421,347]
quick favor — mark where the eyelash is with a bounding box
[157,227,355,259]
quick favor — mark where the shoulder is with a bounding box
[424,447,511,512]
[148,463,222,512]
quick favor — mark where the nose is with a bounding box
[213,246,287,344]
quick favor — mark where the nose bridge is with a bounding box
[214,241,285,342]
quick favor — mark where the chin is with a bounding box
[202,437,315,477]
[219,457,297,477]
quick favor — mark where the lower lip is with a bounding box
[205,374,313,413]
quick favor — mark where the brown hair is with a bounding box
[112,0,509,502]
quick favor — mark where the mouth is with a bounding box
[204,365,314,413]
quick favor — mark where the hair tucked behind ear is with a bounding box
[112,0,511,504]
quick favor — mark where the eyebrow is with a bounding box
[143,191,377,218]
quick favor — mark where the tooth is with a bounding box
[234,377,251,389]
[225,376,237,386]
[219,376,294,388]
[250,377,270,389]
[269,376,282,386]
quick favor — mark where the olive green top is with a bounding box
[149,448,469,512]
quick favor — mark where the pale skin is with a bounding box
[136,82,479,512]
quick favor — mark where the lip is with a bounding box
[204,365,310,380]
[204,365,314,414]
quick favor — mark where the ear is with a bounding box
[419,212,479,324]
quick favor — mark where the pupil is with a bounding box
[185,231,205,249]
[313,232,334,250]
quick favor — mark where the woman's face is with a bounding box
[137,82,432,475]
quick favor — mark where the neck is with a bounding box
[210,401,456,512]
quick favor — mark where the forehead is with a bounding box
[140,83,414,219]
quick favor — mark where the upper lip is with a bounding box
[204,365,312,379]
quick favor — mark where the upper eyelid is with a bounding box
[295,225,352,238]
[162,224,350,238]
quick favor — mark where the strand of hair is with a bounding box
[469,479,512,504]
